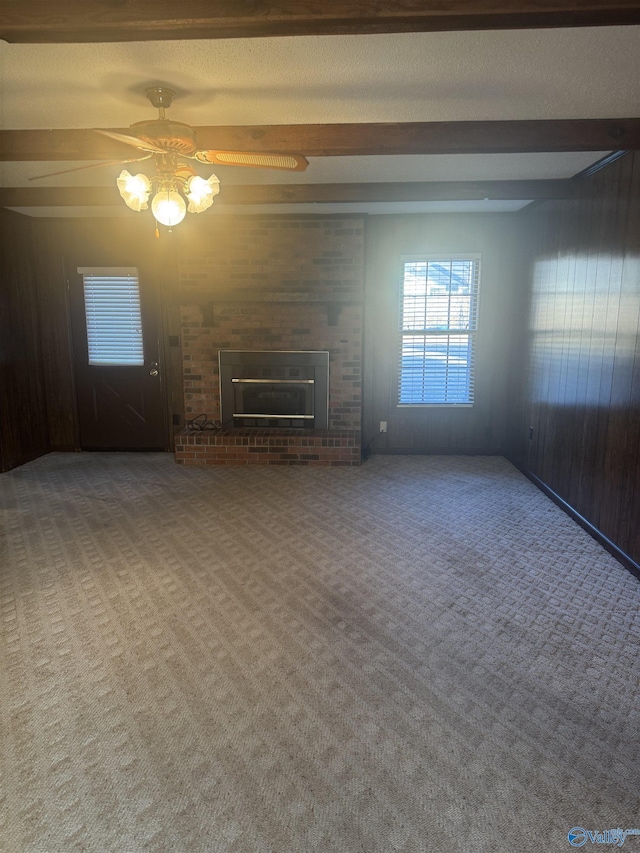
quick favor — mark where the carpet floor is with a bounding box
[1,453,639,853]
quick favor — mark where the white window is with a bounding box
[78,267,144,366]
[398,256,480,405]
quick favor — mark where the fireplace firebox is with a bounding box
[219,350,329,429]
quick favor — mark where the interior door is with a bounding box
[70,266,167,450]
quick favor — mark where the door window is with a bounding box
[78,267,144,366]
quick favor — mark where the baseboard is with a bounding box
[509,459,640,583]
[0,447,49,473]
[365,447,503,459]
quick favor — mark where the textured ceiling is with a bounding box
[3,28,640,127]
[1,26,639,215]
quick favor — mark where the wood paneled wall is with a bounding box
[0,209,50,471]
[512,151,640,567]
[363,213,526,456]
[31,219,79,451]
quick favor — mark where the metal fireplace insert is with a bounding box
[219,350,329,429]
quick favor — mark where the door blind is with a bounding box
[78,267,144,366]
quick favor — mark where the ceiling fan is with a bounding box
[33,86,309,227]
[96,86,308,172]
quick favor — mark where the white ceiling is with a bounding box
[1,26,639,216]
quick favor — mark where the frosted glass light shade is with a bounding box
[186,174,220,213]
[117,170,152,211]
[151,188,187,226]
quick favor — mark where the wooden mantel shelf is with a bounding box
[181,290,362,326]
[181,290,361,303]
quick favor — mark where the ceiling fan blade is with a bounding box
[193,150,308,172]
[94,128,167,154]
[28,154,153,181]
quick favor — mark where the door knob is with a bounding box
[149,362,159,377]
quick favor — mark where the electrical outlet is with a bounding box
[380,421,388,433]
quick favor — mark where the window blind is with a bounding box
[398,257,480,405]
[78,267,144,366]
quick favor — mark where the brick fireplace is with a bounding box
[174,215,364,466]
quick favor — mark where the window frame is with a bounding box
[397,253,481,408]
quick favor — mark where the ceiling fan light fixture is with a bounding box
[117,170,152,211]
[151,184,187,227]
[39,88,309,228]
[185,173,220,213]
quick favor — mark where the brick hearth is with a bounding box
[175,427,360,466]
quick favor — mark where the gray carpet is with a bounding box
[1,453,638,853]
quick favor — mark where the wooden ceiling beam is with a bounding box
[2,1,640,43]
[219,180,576,204]
[1,119,639,162]
[0,180,575,208]
[0,187,119,207]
